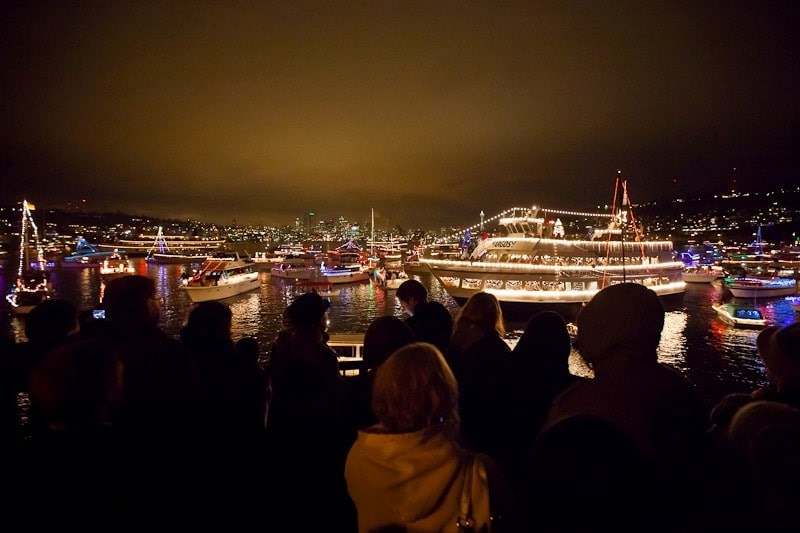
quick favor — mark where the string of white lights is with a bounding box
[16,200,44,276]
[444,205,616,241]
[540,208,613,218]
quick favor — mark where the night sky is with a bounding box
[2,1,798,228]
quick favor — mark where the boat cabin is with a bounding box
[732,308,764,321]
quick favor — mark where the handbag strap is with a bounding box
[456,454,475,531]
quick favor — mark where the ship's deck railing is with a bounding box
[328,333,365,376]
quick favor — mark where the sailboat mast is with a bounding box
[17,200,44,275]
[371,208,375,257]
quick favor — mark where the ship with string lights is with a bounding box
[423,176,686,318]
[6,200,51,314]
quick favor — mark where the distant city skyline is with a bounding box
[2,2,798,227]
[2,180,797,235]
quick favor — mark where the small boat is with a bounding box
[724,277,798,299]
[146,252,210,264]
[296,280,340,298]
[375,268,409,290]
[6,271,50,314]
[6,200,50,314]
[249,251,284,271]
[99,251,135,279]
[314,267,371,285]
[712,303,767,328]
[403,260,429,275]
[144,226,219,264]
[61,236,114,268]
[178,256,260,302]
[271,257,317,280]
[682,265,726,283]
[98,230,225,257]
[315,249,370,285]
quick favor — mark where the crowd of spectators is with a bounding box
[1,275,798,531]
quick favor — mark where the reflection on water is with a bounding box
[657,310,689,369]
[2,259,798,406]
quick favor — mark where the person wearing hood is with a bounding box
[534,283,709,532]
[345,342,515,533]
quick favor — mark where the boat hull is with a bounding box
[403,261,430,275]
[147,253,209,264]
[315,271,371,284]
[60,260,102,268]
[180,274,260,302]
[251,258,283,271]
[683,274,722,283]
[725,278,798,299]
[100,271,135,281]
[270,268,317,280]
[384,278,406,290]
[712,304,767,328]
[728,286,798,299]
[6,289,49,315]
[426,260,686,303]
[296,281,340,298]
[682,267,725,283]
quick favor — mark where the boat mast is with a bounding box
[147,226,167,257]
[17,199,44,276]
[371,208,375,257]
[617,171,627,282]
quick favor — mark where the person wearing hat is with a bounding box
[543,283,707,460]
[265,292,353,530]
[534,283,709,530]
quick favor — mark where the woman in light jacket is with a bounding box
[345,342,515,533]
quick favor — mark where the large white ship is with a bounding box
[424,180,686,317]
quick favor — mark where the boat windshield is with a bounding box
[734,308,763,320]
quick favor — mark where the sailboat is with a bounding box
[365,208,380,274]
[61,236,115,268]
[145,226,214,264]
[6,200,50,314]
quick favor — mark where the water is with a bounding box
[3,259,798,408]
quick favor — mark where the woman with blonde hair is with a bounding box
[345,342,515,532]
[446,292,513,464]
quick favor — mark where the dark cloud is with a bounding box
[2,1,798,227]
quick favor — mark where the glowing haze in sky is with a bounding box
[2,1,798,228]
